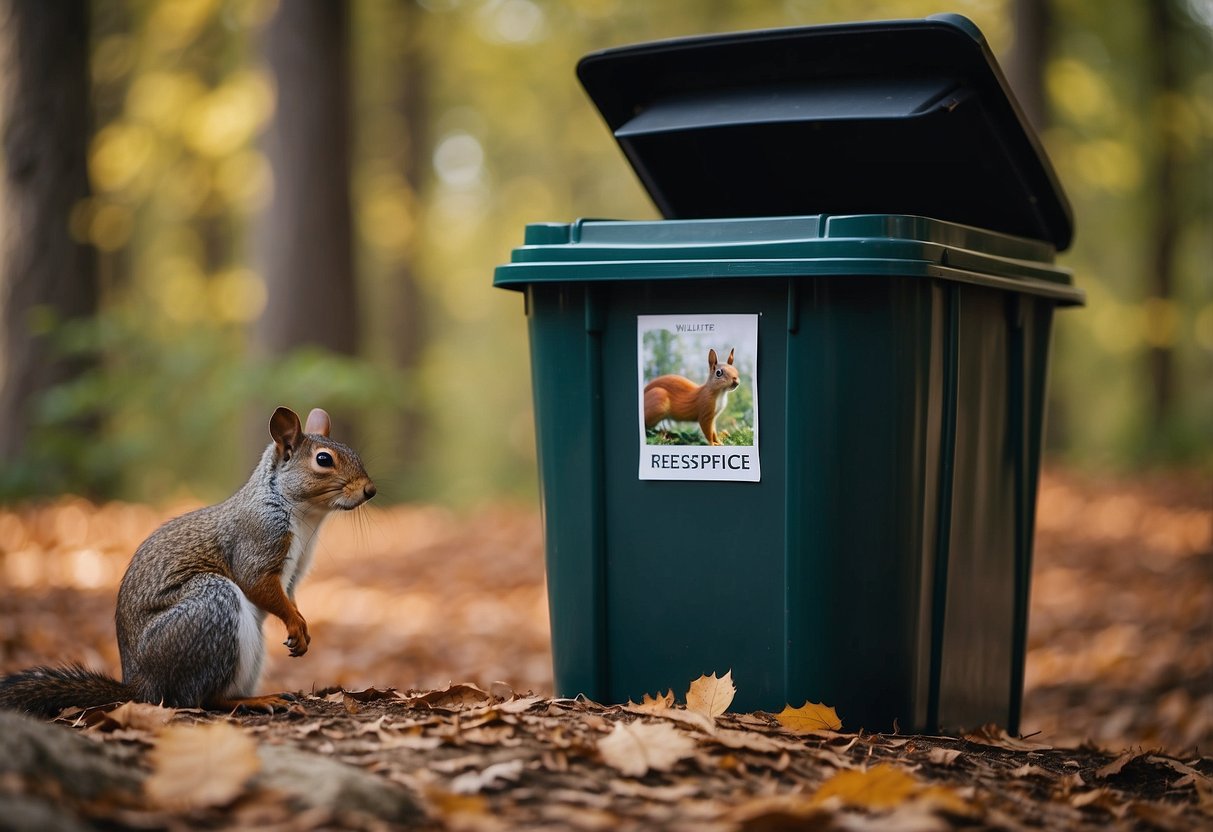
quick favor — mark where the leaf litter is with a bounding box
[0,468,1210,828]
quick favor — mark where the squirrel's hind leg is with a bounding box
[128,574,262,708]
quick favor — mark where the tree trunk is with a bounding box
[0,0,97,469]
[256,0,357,358]
[390,1,430,486]
[1003,0,1050,136]
[1145,1,1180,436]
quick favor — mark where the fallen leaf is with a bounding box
[1009,763,1050,779]
[1095,749,1143,779]
[711,727,789,754]
[449,759,525,794]
[811,763,969,814]
[341,686,400,703]
[145,722,260,810]
[498,694,545,714]
[926,747,962,766]
[84,701,177,733]
[962,724,1050,751]
[686,671,735,720]
[775,701,842,733]
[643,706,716,735]
[409,682,493,710]
[626,690,675,714]
[597,721,695,777]
[1147,754,1209,786]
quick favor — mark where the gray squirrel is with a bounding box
[0,406,375,716]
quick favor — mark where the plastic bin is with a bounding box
[493,15,1084,733]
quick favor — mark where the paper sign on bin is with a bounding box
[637,314,760,482]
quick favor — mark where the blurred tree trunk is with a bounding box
[1005,0,1071,451]
[256,0,357,359]
[0,1,97,468]
[391,0,429,480]
[1004,0,1050,134]
[1145,1,1180,435]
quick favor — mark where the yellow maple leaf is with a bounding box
[685,671,735,719]
[811,764,970,814]
[145,722,261,810]
[775,701,842,733]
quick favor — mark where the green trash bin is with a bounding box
[494,16,1084,733]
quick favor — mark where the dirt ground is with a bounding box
[0,465,1209,829]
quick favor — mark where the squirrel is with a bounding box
[0,406,375,717]
[644,348,741,446]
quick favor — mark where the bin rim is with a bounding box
[493,213,1084,307]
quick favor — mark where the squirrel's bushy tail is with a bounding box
[0,665,134,717]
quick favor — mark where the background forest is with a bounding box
[0,0,1210,505]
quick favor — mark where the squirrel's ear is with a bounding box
[727,348,735,365]
[708,348,718,368]
[269,407,303,459]
[304,408,331,437]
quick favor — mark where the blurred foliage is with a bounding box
[2,0,1210,504]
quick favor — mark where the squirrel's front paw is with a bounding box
[284,616,311,657]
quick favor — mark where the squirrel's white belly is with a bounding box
[226,583,264,698]
[281,512,329,595]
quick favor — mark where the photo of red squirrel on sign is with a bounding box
[637,314,760,482]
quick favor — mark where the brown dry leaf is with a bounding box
[145,721,261,810]
[686,671,735,720]
[711,727,789,754]
[597,721,696,777]
[811,764,971,815]
[626,690,675,714]
[962,724,1051,751]
[1095,749,1143,779]
[643,706,716,735]
[775,701,842,733]
[410,682,493,710]
[1009,763,1050,779]
[1146,755,1210,787]
[83,701,177,733]
[927,747,963,766]
[497,694,545,714]
[449,759,525,794]
[341,686,401,702]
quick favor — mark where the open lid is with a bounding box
[576,14,1073,250]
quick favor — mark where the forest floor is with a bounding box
[0,465,1209,830]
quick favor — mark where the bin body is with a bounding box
[496,16,1083,733]
[498,214,1081,733]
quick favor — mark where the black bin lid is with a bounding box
[577,14,1073,250]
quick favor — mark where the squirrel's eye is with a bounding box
[715,369,723,377]
[316,452,334,468]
